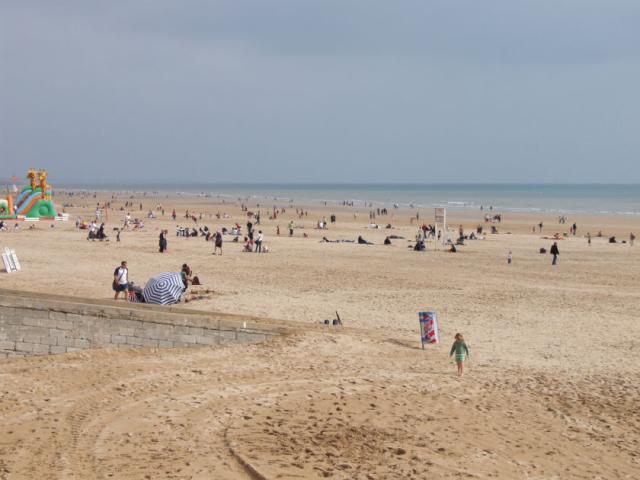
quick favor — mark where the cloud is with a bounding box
[1,1,640,183]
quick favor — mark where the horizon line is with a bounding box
[50,181,640,187]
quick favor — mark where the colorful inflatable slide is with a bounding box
[0,169,57,219]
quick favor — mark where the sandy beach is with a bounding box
[1,191,639,479]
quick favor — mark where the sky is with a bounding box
[1,0,640,184]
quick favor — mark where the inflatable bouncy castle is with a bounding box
[0,169,57,219]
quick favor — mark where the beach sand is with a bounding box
[1,192,639,478]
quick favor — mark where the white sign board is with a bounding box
[2,247,20,273]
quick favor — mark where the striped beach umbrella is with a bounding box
[142,272,184,305]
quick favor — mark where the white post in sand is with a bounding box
[434,208,446,250]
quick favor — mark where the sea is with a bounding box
[59,183,640,216]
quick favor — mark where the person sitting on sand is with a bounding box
[448,244,457,253]
[180,264,192,291]
[97,223,107,240]
[413,240,425,251]
[384,236,391,245]
[449,333,470,376]
[357,235,373,245]
[243,237,253,252]
[127,282,145,303]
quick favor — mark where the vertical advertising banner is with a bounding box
[419,311,439,348]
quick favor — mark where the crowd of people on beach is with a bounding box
[112,259,203,304]
[12,192,638,318]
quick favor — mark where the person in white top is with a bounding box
[255,231,264,253]
[113,261,129,301]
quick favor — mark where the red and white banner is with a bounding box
[419,311,439,347]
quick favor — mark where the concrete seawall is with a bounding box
[0,289,281,357]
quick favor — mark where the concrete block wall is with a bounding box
[0,291,280,358]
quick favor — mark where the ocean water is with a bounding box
[61,183,640,216]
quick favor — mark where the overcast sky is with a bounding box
[2,1,640,184]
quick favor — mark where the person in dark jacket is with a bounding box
[550,242,559,265]
[159,230,168,253]
[214,231,223,255]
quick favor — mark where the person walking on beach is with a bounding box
[288,221,294,237]
[507,251,512,264]
[113,261,129,301]
[255,230,264,253]
[587,232,591,246]
[449,333,469,376]
[159,230,168,253]
[631,232,636,246]
[247,221,254,241]
[550,241,560,265]
[538,222,544,233]
[214,231,223,255]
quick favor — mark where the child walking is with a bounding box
[449,333,470,376]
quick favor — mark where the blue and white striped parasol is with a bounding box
[142,272,184,305]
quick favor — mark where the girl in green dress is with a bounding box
[449,333,470,376]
